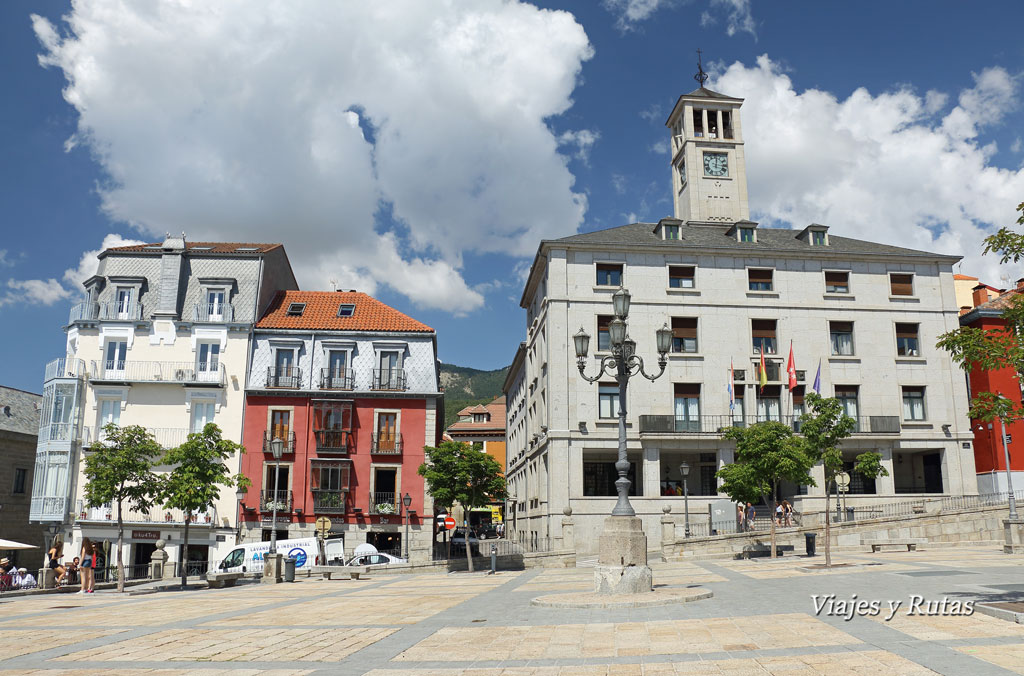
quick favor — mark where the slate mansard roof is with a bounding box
[0,386,42,437]
[256,291,434,333]
[105,242,282,255]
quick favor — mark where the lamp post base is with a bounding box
[594,515,652,595]
[1004,519,1024,554]
[263,553,284,584]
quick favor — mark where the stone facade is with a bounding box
[504,84,976,555]
[0,386,44,570]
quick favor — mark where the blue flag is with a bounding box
[727,361,734,410]
[812,358,822,393]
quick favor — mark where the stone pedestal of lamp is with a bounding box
[1004,519,1024,554]
[593,516,652,594]
[263,553,283,584]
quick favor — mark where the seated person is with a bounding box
[65,557,80,585]
[14,568,37,589]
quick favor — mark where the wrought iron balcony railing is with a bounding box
[192,302,235,323]
[263,431,296,454]
[89,360,226,385]
[371,433,402,455]
[371,368,407,391]
[260,490,293,513]
[267,366,302,388]
[368,492,399,515]
[312,490,348,514]
[638,414,901,435]
[314,429,350,453]
[320,367,354,390]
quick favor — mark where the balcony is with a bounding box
[315,429,351,454]
[263,431,296,454]
[192,302,234,323]
[70,301,146,323]
[30,496,69,522]
[371,433,402,455]
[638,414,901,435]
[260,490,293,513]
[89,360,226,386]
[368,492,400,515]
[38,423,81,443]
[372,368,407,391]
[44,357,86,382]
[312,490,348,514]
[77,504,216,525]
[320,367,354,390]
[267,366,302,389]
[84,426,189,449]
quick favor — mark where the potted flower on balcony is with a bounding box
[204,514,212,523]
[375,502,396,515]
[165,512,172,522]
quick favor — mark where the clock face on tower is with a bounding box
[703,152,728,177]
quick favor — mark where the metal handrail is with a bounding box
[320,367,354,390]
[192,302,234,323]
[267,366,302,388]
[312,490,348,514]
[44,357,86,381]
[260,490,293,513]
[262,432,296,454]
[85,426,189,449]
[371,433,402,454]
[89,360,226,385]
[98,301,144,321]
[638,414,900,435]
[372,369,407,391]
[314,429,350,453]
[368,492,399,515]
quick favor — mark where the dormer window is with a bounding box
[472,413,490,423]
[337,304,355,317]
[811,230,826,246]
[286,302,306,316]
[664,225,680,240]
[739,227,755,243]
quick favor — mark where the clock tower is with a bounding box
[665,62,749,224]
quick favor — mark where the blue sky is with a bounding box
[2,0,1023,393]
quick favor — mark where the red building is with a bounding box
[960,281,1024,495]
[240,291,443,560]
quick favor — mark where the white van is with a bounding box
[217,536,345,573]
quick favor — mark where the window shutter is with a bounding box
[825,271,848,285]
[830,321,853,333]
[674,383,700,396]
[671,317,697,338]
[895,323,918,338]
[669,265,694,280]
[890,274,913,295]
[751,319,777,338]
[748,269,773,283]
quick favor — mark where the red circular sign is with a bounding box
[444,516,456,530]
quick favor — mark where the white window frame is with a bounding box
[190,399,216,433]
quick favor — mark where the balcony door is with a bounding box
[191,401,215,434]
[206,290,225,321]
[197,342,220,382]
[98,399,121,441]
[271,410,291,444]
[274,349,296,387]
[326,350,348,388]
[377,351,401,389]
[377,413,397,451]
[104,340,127,377]
[115,287,133,319]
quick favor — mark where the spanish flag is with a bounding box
[758,350,768,392]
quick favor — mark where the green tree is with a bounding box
[800,393,887,567]
[160,423,249,588]
[82,424,161,592]
[418,440,506,571]
[718,421,816,558]
[938,201,1024,423]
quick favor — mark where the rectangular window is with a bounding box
[596,263,623,286]
[312,461,350,492]
[756,385,781,422]
[739,228,755,243]
[598,383,620,419]
[896,323,920,357]
[902,386,926,420]
[116,287,133,318]
[671,317,698,353]
[197,342,220,373]
[315,401,352,431]
[811,231,826,245]
[105,340,127,372]
[668,266,695,289]
[270,410,291,440]
[890,273,914,296]
[376,412,398,451]
[337,304,355,317]
[206,289,226,319]
[664,224,680,239]
[752,319,777,355]
[597,315,612,351]
[732,389,745,425]
[791,386,806,432]
[674,383,700,432]
[275,349,294,372]
[13,468,27,494]
[98,398,121,433]
[748,268,773,291]
[583,461,637,496]
[835,386,859,424]
[829,321,854,356]
[191,401,215,433]
[825,271,849,293]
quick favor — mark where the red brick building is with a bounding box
[960,281,1024,495]
[240,291,443,560]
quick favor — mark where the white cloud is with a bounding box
[611,173,628,195]
[649,140,670,155]
[1012,137,1023,154]
[712,55,1024,283]
[63,233,147,291]
[607,0,754,37]
[639,103,662,122]
[0,279,73,308]
[0,250,12,268]
[32,1,593,314]
[558,129,600,167]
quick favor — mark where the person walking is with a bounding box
[775,502,784,526]
[737,503,745,531]
[782,500,793,527]
[79,538,96,594]
[47,542,66,586]
[745,503,756,531]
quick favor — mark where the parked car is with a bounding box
[450,528,481,557]
[478,524,499,540]
[346,552,406,567]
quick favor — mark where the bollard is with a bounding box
[489,544,497,574]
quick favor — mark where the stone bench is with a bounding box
[206,571,244,588]
[737,544,795,559]
[863,538,926,552]
[312,565,369,581]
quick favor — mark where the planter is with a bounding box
[105,514,112,520]
[375,504,396,515]
[165,513,172,522]
[204,516,212,523]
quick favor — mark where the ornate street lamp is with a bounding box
[235,485,247,545]
[575,287,671,595]
[402,492,413,560]
[269,436,284,555]
[680,462,691,538]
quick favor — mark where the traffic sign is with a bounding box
[315,516,332,537]
[836,471,851,492]
[444,516,456,530]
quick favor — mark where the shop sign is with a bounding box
[132,530,160,540]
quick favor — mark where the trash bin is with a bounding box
[846,506,856,523]
[804,532,816,557]
[283,557,296,583]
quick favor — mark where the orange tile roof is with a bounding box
[954,274,979,281]
[256,291,434,332]
[107,242,282,254]
[447,396,507,433]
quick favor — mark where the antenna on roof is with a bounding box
[330,278,338,292]
[694,48,709,87]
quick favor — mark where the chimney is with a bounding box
[1016,278,1024,292]
[972,285,989,308]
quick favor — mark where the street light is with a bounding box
[235,485,247,545]
[680,462,691,538]
[402,492,412,560]
[995,395,1019,520]
[269,436,284,555]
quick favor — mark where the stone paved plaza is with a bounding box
[2,545,1024,675]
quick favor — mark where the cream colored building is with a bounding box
[505,84,978,553]
[31,236,296,572]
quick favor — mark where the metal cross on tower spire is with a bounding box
[694,48,709,87]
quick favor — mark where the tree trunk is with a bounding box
[116,499,125,593]
[465,529,474,572]
[770,484,777,559]
[181,511,190,589]
[824,483,832,569]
